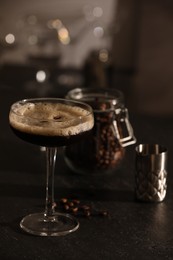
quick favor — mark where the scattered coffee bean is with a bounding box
[73,199,80,205]
[81,205,90,211]
[61,198,68,204]
[64,204,70,211]
[52,202,57,209]
[69,202,74,207]
[99,210,109,217]
[72,207,78,213]
[84,210,91,218]
[56,198,109,219]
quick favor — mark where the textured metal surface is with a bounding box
[135,169,167,202]
[135,144,167,202]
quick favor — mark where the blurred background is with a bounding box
[0,0,173,116]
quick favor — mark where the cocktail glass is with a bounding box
[9,98,94,236]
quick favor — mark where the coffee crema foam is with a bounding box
[9,102,94,136]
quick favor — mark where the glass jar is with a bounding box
[64,88,136,175]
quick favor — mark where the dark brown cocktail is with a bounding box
[9,100,93,147]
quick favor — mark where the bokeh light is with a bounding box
[36,70,46,82]
[5,33,15,44]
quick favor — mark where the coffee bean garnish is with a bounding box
[53,116,62,121]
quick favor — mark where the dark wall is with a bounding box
[111,0,173,115]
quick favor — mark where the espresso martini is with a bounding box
[9,98,94,236]
[9,99,94,147]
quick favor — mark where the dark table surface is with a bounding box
[0,63,173,260]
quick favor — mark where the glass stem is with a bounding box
[44,147,57,218]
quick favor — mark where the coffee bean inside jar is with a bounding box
[64,88,136,175]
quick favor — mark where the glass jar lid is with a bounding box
[66,87,124,112]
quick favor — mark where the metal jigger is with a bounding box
[135,144,168,202]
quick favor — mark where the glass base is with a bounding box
[20,212,79,236]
